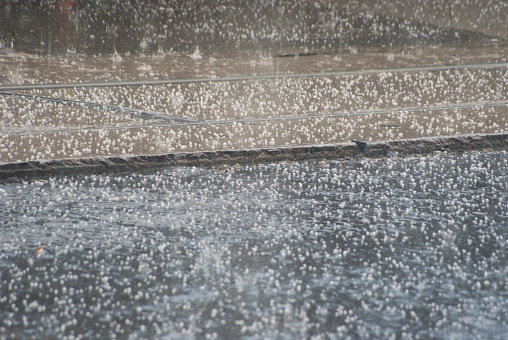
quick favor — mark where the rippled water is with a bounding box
[1,150,507,339]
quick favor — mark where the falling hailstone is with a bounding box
[112,48,122,63]
[190,46,202,60]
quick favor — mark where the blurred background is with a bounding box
[1,0,506,58]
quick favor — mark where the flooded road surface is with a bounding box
[1,1,508,167]
[1,150,507,339]
[1,60,507,164]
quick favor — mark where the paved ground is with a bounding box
[1,42,508,177]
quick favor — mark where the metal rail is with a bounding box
[0,91,199,123]
[0,61,506,91]
[3,100,507,137]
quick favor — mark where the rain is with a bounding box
[1,0,508,339]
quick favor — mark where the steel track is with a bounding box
[0,61,506,91]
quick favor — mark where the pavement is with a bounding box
[1,42,508,178]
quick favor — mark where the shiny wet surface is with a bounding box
[1,1,501,58]
[2,59,507,163]
[1,150,508,339]
[1,1,508,165]
[1,2,508,338]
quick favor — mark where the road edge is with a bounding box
[1,132,507,179]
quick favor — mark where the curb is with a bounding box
[1,133,507,179]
